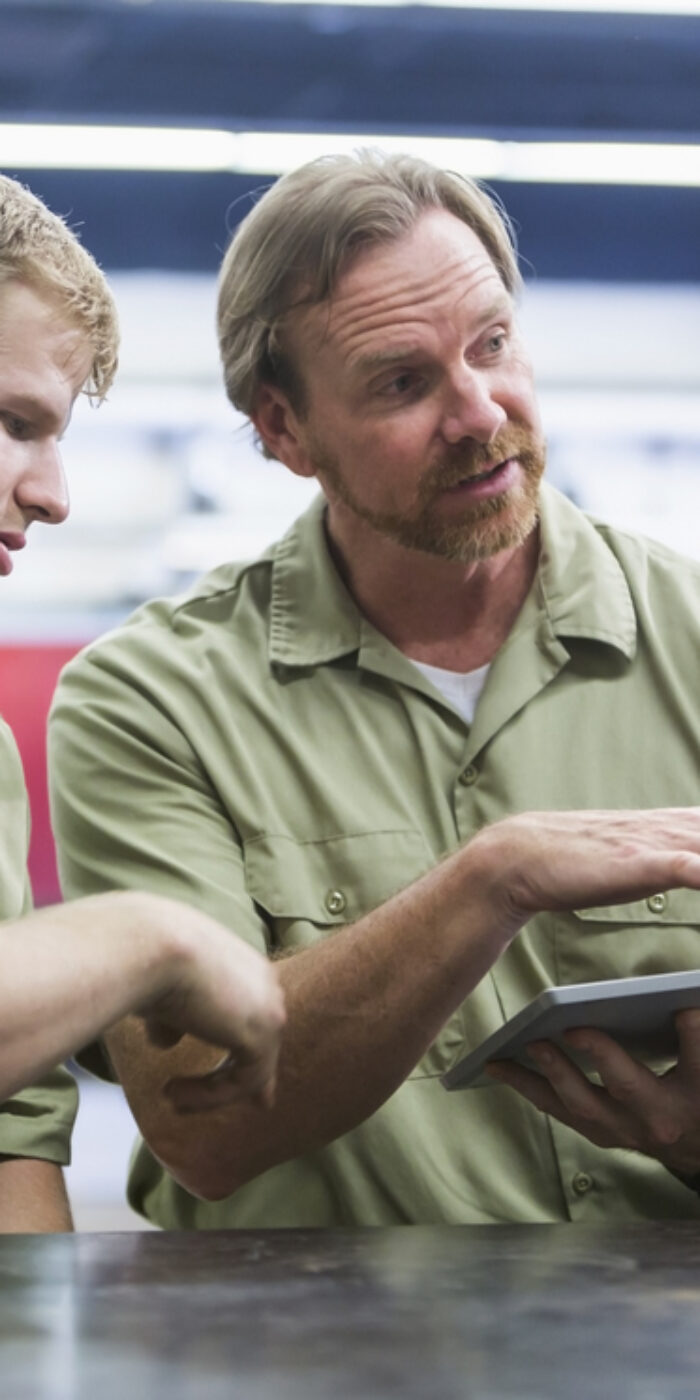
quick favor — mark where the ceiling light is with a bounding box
[2,124,699,187]
[195,0,700,12]
[0,124,236,173]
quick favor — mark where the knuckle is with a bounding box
[569,1100,601,1126]
[606,1076,638,1105]
[647,1115,683,1147]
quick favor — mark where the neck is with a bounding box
[325,504,540,672]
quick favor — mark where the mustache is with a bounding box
[419,425,544,499]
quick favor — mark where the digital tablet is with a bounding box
[441,969,700,1091]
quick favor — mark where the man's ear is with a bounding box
[252,384,316,478]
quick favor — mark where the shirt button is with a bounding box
[647,893,667,914]
[325,889,347,915]
[459,764,479,787]
[572,1171,594,1196]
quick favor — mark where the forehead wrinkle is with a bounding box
[325,255,508,370]
[349,294,514,378]
[290,211,510,377]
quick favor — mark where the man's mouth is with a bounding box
[0,532,27,577]
[460,462,505,486]
[444,459,516,494]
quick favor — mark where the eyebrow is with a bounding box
[2,392,49,417]
[351,346,426,378]
[350,298,513,379]
[2,391,69,433]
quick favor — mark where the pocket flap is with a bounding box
[573,889,700,925]
[244,829,432,923]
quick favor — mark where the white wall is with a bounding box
[2,274,698,632]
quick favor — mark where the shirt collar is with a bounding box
[534,482,637,661]
[268,493,362,666]
[268,481,637,670]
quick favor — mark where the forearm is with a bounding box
[0,1158,73,1233]
[108,804,700,1201]
[0,891,189,1103]
[107,828,515,1199]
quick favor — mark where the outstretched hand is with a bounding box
[475,807,700,937]
[486,1010,700,1180]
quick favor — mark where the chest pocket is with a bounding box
[243,828,463,1078]
[558,890,700,986]
[244,829,432,946]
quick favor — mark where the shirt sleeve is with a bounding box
[0,728,78,1164]
[0,1065,78,1166]
[47,624,271,956]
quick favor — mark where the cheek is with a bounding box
[505,354,539,412]
[498,374,540,430]
[0,433,19,477]
[368,402,437,450]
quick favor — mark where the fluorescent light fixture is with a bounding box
[0,124,237,173]
[193,0,700,11]
[2,124,700,187]
[229,134,700,186]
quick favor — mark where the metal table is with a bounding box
[2,1224,700,1399]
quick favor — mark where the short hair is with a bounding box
[217,148,521,437]
[0,174,119,401]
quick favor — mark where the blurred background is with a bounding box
[1,0,699,1227]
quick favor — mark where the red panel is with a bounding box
[0,644,85,907]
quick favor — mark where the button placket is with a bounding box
[571,1171,594,1196]
[459,764,479,787]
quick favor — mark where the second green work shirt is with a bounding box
[48,483,700,1227]
[0,718,78,1167]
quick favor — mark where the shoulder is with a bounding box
[55,493,327,701]
[583,513,700,657]
[590,513,700,596]
[59,552,276,694]
[543,482,700,592]
[0,717,27,794]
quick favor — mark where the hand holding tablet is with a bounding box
[442,970,700,1091]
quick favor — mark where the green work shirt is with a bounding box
[49,483,700,1226]
[0,718,77,1165]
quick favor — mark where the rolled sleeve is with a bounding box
[0,1066,78,1166]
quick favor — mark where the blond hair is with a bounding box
[0,174,119,400]
[217,148,521,436]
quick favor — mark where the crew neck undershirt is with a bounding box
[410,658,490,725]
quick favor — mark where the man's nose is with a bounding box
[16,442,70,526]
[441,366,507,446]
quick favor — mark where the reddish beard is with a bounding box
[316,422,546,564]
[417,423,544,506]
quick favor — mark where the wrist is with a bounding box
[454,822,530,948]
[102,890,197,1013]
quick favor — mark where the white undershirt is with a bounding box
[411,659,490,725]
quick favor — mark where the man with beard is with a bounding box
[49,151,700,1230]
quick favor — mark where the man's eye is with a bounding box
[1,412,30,440]
[378,372,421,399]
[485,332,507,354]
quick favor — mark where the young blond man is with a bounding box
[0,174,284,1232]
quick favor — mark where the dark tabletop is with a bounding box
[2,1224,700,1399]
